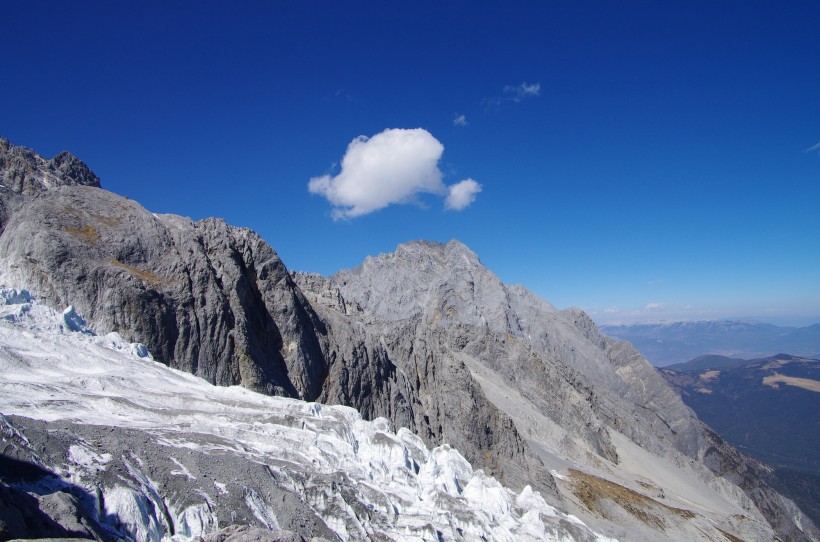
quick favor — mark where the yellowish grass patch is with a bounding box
[108,258,165,287]
[762,373,820,393]
[64,225,99,244]
[566,469,694,530]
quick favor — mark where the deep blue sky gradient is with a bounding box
[3,1,819,324]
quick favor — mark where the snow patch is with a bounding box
[551,469,569,481]
[174,503,218,538]
[170,457,196,480]
[213,481,228,495]
[244,487,280,531]
[68,444,112,470]
[103,485,166,542]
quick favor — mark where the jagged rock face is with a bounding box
[0,138,100,235]
[311,308,557,499]
[326,240,705,460]
[297,242,819,541]
[0,183,327,399]
[0,137,100,196]
[298,241,696,501]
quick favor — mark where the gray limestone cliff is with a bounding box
[0,140,327,399]
[298,239,817,541]
[322,240,705,460]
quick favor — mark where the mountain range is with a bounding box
[660,353,820,529]
[0,136,817,541]
[600,320,820,366]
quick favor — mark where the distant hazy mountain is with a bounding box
[660,354,820,527]
[600,320,820,366]
[664,354,754,373]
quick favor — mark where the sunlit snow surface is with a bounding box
[0,289,613,541]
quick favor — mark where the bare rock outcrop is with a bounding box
[0,137,100,196]
[0,148,327,397]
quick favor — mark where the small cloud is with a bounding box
[324,88,353,103]
[309,128,479,219]
[647,279,664,286]
[453,114,469,127]
[483,82,541,109]
[805,142,820,154]
[645,302,665,311]
[604,306,620,314]
[683,305,693,310]
[445,178,482,211]
[503,82,541,102]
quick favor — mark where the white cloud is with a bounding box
[604,306,620,314]
[445,179,482,211]
[484,82,542,109]
[309,128,479,219]
[453,114,468,127]
[805,142,820,154]
[645,302,665,311]
[504,82,541,102]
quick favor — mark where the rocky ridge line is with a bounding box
[0,137,816,541]
[0,138,549,502]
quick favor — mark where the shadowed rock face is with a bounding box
[0,138,817,541]
[0,184,328,399]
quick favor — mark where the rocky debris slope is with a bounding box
[0,289,609,542]
[0,138,816,541]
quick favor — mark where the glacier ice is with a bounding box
[0,289,613,541]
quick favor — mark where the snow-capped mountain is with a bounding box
[0,137,817,541]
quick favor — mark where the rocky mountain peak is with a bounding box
[345,239,481,280]
[333,238,516,331]
[395,238,481,263]
[0,137,101,195]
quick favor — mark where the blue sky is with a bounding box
[3,1,819,325]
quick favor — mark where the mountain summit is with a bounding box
[0,137,100,195]
[0,137,816,541]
